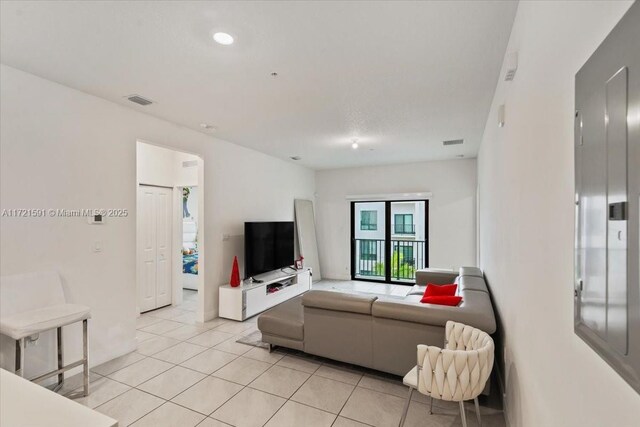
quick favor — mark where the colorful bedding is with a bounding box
[183,252,198,275]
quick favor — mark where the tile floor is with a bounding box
[61,286,505,427]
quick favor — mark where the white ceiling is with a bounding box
[0,1,517,170]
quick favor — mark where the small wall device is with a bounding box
[88,214,104,225]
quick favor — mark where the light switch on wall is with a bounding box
[93,241,103,252]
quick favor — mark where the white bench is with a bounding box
[0,271,91,395]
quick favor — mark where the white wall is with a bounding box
[137,143,200,189]
[174,151,199,188]
[316,159,477,279]
[477,1,639,426]
[0,64,315,372]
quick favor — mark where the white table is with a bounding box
[0,369,117,427]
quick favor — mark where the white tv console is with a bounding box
[218,268,312,321]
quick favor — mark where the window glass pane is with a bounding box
[393,214,414,234]
[354,202,385,281]
[360,210,377,230]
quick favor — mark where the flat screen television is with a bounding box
[244,221,294,278]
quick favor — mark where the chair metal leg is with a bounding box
[474,397,482,426]
[429,395,434,414]
[459,401,468,427]
[268,344,274,353]
[15,338,25,377]
[57,327,64,388]
[398,387,413,427]
[82,319,89,397]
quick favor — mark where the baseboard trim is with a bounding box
[64,337,136,380]
[201,309,217,322]
[92,338,137,368]
[319,275,351,281]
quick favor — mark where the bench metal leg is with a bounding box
[57,327,64,389]
[82,319,89,397]
[268,344,274,353]
[15,338,25,377]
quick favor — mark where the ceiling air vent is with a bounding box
[504,52,518,81]
[126,94,153,106]
[443,139,464,146]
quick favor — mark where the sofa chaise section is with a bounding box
[302,291,377,368]
[257,295,305,351]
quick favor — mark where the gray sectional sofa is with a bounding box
[257,267,496,377]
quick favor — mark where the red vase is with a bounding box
[230,256,241,287]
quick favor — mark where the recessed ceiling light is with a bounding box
[351,139,359,149]
[213,32,234,45]
[200,123,216,130]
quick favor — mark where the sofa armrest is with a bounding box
[415,268,458,286]
[302,290,377,315]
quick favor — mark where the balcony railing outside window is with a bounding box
[393,223,415,234]
[354,238,426,282]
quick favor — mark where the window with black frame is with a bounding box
[352,200,428,284]
[394,214,414,234]
[360,210,377,230]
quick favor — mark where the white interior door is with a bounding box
[155,187,172,307]
[139,186,157,312]
[138,185,173,312]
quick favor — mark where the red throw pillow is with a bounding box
[424,283,457,297]
[420,295,463,306]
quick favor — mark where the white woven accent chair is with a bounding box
[398,321,495,427]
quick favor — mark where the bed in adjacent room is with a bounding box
[183,220,198,290]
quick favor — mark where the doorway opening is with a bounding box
[351,200,429,284]
[180,186,198,309]
[136,141,204,319]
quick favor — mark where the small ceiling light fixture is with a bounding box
[213,32,234,45]
[200,123,216,130]
[290,156,302,161]
[351,139,359,149]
